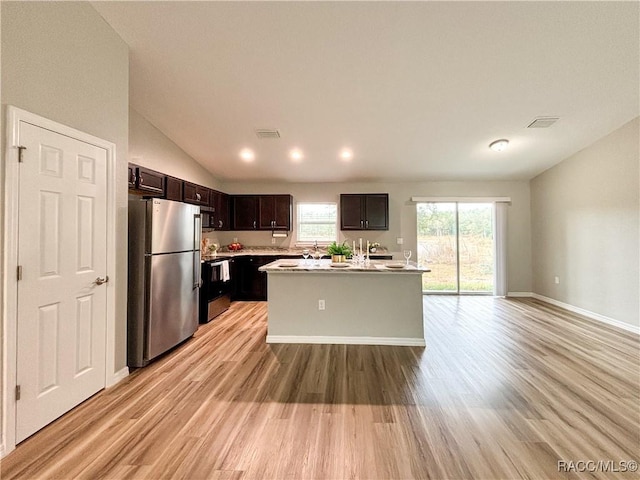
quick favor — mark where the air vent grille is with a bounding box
[255,128,281,139]
[527,117,559,128]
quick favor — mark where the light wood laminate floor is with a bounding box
[1,297,638,479]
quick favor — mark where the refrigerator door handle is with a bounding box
[194,213,202,289]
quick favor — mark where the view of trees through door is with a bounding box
[417,202,495,293]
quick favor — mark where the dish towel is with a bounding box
[221,260,230,282]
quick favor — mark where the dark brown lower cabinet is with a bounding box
[232,255,281,301]
[370,255,393,260]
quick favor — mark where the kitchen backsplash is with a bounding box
[202,231,292,249]
[203,230,388,250]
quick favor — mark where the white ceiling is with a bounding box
[93,1,639,183]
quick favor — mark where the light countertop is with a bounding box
[202,247,392,261]
[259,258,430,273]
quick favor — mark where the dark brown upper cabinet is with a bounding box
[128,165,165,196]
[340,193,389,230]
[210,190,230,230]
[164,175,183,202]
[183,181,211,206]
[231,194,292,231]
[128,164,136,188]
[259,195,292,230]
[232,195,259,230]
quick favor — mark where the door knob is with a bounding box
[94,276,109,285]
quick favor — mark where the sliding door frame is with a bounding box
[412,196,510,296]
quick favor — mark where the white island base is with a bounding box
[261,259,427,346]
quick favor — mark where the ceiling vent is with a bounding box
[527,117,559,128]
[255,128,281,139]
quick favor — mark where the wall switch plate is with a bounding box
[554,276,560,284]
[397,237,404,245]
[318,299,325,310]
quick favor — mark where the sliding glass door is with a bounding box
[417,202,495,294]
[417,203,458,292]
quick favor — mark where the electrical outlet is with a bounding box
[233,237,238,243]
[271,237,276,244]
[397,237,404,245]
[554,276,560,284]
[318,299,325,310]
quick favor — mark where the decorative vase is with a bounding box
[331,254,346,263]
[370,247,377,253]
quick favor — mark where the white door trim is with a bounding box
[2,106,120,456]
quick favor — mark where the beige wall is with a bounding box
[129,108,221,190]
[0,0,130,444]
[212,180,533,293]
[531,117,640,328]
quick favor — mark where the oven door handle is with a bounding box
[210,260,231,283]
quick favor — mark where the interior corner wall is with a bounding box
[129,108,221,190]
[531,117,640,328]
[0,0,130,430]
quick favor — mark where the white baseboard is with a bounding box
[531,293,640,335]
[266,335,426,347]
[106,367,129,388]
[507,292,533,297]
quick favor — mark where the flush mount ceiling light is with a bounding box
[239,148,255,162]
[339,148,353,161]
[489,139,509,152]
[289,148,304,162]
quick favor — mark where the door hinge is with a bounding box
[16,385,21,401]
[17,265,23,281]
[15,145,26,163]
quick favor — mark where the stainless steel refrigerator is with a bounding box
[127,198,201,367]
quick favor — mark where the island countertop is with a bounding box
[259,258,430,273]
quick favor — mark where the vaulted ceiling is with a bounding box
[93,1,639,183]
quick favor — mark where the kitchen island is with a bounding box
[259,259,430,346]
[202,247,393,301]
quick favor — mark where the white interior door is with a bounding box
[15,122,108,443]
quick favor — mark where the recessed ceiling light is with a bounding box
[489,139,509,152]
[289,148,304,162]
[239,148,255,162]
[340,148,353,161]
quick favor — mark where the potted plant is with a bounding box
[326,241,352,263]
